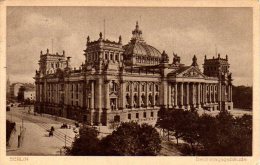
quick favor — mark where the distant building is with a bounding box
[24,88,36,101]
[34,22,233,126]
[10,83,24,99]
[10,82,35,101]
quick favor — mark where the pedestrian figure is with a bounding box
[51,126,55,132]
[49,130,53,137]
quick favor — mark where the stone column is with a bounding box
[90,81,95,110]
[146,82,149,108]
[180,83,183,108]
[197,83,201,108]
[230,85,232,102]
[213,85,216,103]
[161,79,168,108]
[121,81,126,109]
[218,83,222,109]
[174,83,178,108]
[90,81,94,125]
[186,83,190,110]
[96,78,103,125]
[138,82,142,108]
[40,84,42,102]
[168,83,172,108]
[130,82,134,109]
[192,83,195,107]
[104,80,110,112]
[152,83,156,107]
[209,84,212,103]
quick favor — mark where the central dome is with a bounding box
[123,22,162,66]
[123,42,161,57]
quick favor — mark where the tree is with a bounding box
[168,109,186,145]
[197,111,252,156]
[232,86,252,109]
[181,110,200,155]
[100,122,161,156]
[17,86,26,101]
[230,114,252,156]
[65,126,101,155]
[156,109,172,140]
[197,114,219,155]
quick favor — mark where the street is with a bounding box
[6,106,76,156]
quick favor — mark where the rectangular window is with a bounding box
[143,112,146,118]
[136,113,139,119]
[151,111,154,117]
[128,114,131,120]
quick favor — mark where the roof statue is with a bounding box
[172,52,181,65]
[191,55,199,67]
[160,50,169,63]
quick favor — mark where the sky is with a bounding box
[7,7,252,86]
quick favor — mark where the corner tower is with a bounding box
[37,49,67,76]
[84,32,124,73]
[203,53,233,111]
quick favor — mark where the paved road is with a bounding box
[6,107,76,156]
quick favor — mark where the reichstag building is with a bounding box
[34,22,233,126]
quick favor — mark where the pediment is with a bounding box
[177,67,206,79]
[109,92,118,98]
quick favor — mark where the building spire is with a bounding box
[131,21,144,42]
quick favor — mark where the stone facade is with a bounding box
[34,22,233,126]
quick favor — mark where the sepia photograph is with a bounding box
[1,0,259,164]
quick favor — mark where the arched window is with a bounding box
[149,83,152,91]
[105,52,108,60]
[141,94,146,107]
[133,94,138,108]
[155,94,159,106]
[141,84,145,92]
[148,94,153,106]
[126,94,130,108]
[155,85,159,92]
[126,83,130,92]
[110,81,117,92]
[110,98,116,110]
[134,83,138,92]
